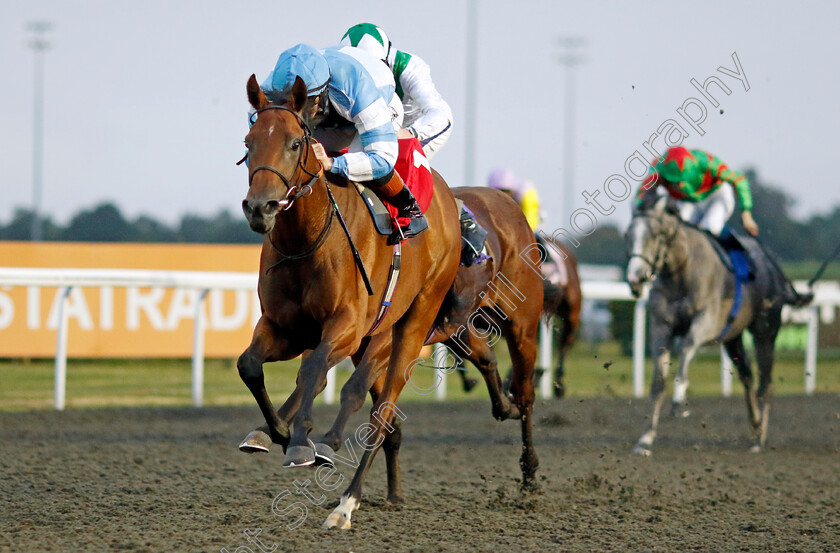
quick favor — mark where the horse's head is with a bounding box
[624,196,680,297]
[241,75,321,234]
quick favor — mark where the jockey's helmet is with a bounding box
[655,146,698,183]
[487,167,522,194]
[266,44,330,97]
[340,23,391,63]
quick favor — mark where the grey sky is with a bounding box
[3,0,838,236]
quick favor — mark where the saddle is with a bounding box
[706,227,754,280]
[708,226,754,341]
[353,137,435,236]
[351,139,490,267]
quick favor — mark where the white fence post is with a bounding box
[632,293,647,398]
[720,345,733,397]
[325,364,337,405]
[539,319,553,399]
[191,289,209,407]
[805,304,819,395]
[54,286,72,411]
[434,343,447,400]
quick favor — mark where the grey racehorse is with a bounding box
[625,196,807,455]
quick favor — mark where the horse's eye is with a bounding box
[291,139,302,151]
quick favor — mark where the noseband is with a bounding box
[242,105,321,211]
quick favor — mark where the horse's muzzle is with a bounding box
[242,198,281,234]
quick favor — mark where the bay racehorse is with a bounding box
[625,196,799,455]
[538,236,582,397]
[303,186,544,528]
[237,74,460,479]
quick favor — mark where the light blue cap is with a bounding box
[268,44,330,96]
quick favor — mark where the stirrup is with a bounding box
[388,214,428,245]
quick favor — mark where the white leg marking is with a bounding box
[323,495,358,530]
[672,377,689,404]
[633,430,656,455]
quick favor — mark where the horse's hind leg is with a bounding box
[553,299,577,398]
[753,330,779,452]
[316,334,390,462]
[369,372,405,505]
[324,292,446,529]
[723,334,762,449]
[446,331,520,421]
[504,318,540,491]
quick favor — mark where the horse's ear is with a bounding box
[247,74,267,110]
[290,76,308,112]
[653,195,669,215]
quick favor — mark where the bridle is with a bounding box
[627,214,680,279]
[241,105,334,266]
[241,105,322,211]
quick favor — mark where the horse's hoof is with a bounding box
[632,445,652,456]
[521,480,541,494]
[386,495,405,506]
[313,442,336,467]
[463,378,479,393]
[322,511,352,530]
[283,441,316,467]
[748,444,762,453]
[239,430,273,453]
[670,402,691,418]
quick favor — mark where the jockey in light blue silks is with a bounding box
[258,43,428,241]
[340,23,453,160]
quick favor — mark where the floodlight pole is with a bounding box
[463,0,478,188]
[27,21,52,242]
[557,37,586,218]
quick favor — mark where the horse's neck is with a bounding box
[271,178,335,248]
[662,222,722,287]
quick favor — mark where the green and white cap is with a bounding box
[340,23,391,62]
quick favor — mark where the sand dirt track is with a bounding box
[1,395,838,552]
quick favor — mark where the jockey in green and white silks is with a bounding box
[635,146,759,237]
[340,23,453,160]
[259,43,429,240]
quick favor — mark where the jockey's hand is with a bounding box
[742,210,759,236]
[397,128,414,139]
[311,141,333,172]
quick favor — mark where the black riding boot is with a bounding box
[389,186,428,244]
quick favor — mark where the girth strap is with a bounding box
[365,243,402,336]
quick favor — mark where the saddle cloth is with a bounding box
[536,234,569,287]
[354,137,435,234]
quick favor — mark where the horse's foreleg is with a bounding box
[284,324,356,467]
[238,316,293,450]
[670,340,699,418]
[634,336,671,456]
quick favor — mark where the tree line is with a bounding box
[1,168,837,263]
